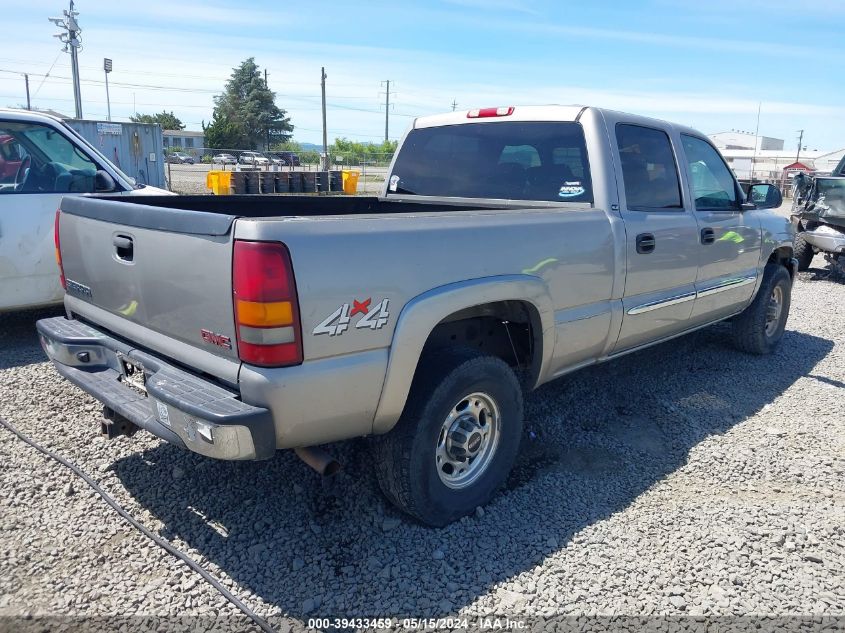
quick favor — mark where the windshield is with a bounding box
[388,121,593,202]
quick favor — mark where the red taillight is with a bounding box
[467,106,514,118]
[232,240,302,367]
[54,209,66,290]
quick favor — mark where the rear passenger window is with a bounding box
[616,124,682,210]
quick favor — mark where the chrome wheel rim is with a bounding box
[765,285,784,337]
[436,392,501,489]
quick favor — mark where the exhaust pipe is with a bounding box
[101,406,139,439]
[295,447,341,476]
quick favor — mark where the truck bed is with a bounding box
[86,194,489,218]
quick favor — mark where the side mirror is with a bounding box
[747,183,782,210]
[94,169,117,193]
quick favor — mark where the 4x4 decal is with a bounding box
[313,298,390,336]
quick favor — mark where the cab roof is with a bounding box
[412,104,704,138]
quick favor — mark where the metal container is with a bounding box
[64,119,166,189]
[274,173,291,194]
[302,172,318,193]
[289,172,304,193]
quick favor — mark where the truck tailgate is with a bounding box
[58,196,241,383]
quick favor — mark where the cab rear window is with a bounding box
[388,122,592,203]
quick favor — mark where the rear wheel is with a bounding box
[373,348,523,526]
[731,264,792,355]
[793,232,814,271]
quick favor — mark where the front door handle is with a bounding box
[701,228,716,244]
[636,233,656,254]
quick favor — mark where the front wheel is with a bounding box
[731,264,792,355]
[373,348,523,526]
[793,232,814,271]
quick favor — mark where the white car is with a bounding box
[238,151,269,166]
[212,153,237,165]
[0,108,171,312]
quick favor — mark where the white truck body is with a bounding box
[0,108,170,312]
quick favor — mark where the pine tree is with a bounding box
[203,58,293,150]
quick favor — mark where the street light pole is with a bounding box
[103,58,112,121]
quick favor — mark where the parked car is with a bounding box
[166,151,194,164]
[239,151,269,166]
[0,108,171,312]
[272,151,300,166]
[39,105,792,526]
[212,153,237,165]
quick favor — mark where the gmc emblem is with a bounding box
[200,329,232,349]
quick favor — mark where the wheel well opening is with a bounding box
[421,300,541,386]
[768,245,795,277]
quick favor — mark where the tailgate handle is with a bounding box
[113,235,134,262]
[635,233,656,254]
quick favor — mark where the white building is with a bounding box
[718,148,845,181]
[709,130,784,151]
[707,131,844,182]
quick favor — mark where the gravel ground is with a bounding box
[1,254,844,631]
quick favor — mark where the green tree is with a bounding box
[130,110,185,130]
[202,109,245,150]
[330,138,398,165]
[203,58,293,150]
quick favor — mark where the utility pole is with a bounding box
[103,58,112,121]
[381,80,391,142]
[49,1,83,119]
[265,68,270,151]
[24,74,31,110]
[796,129,804,164]
[321,67,328,170]
[750,101,761,182]
[451,99,458,112]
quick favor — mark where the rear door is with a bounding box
[679,134,761,325]
[610,121,700,352]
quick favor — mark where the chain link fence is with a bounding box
[163,147,393,196]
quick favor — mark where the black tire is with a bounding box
[731,264,792,355]
[373,347,523,526]
[793,232,814,271]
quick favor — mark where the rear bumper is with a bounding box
[36,316,275,460]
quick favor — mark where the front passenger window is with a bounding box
[681,135,738,210]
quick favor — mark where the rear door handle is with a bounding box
[701,228,716,244]
[113,234,134,262]
[636,233,656,254]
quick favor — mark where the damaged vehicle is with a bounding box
[792,155,845,274]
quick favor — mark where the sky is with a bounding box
[2,0,844,150]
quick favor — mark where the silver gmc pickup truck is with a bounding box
[38,105,795,525]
